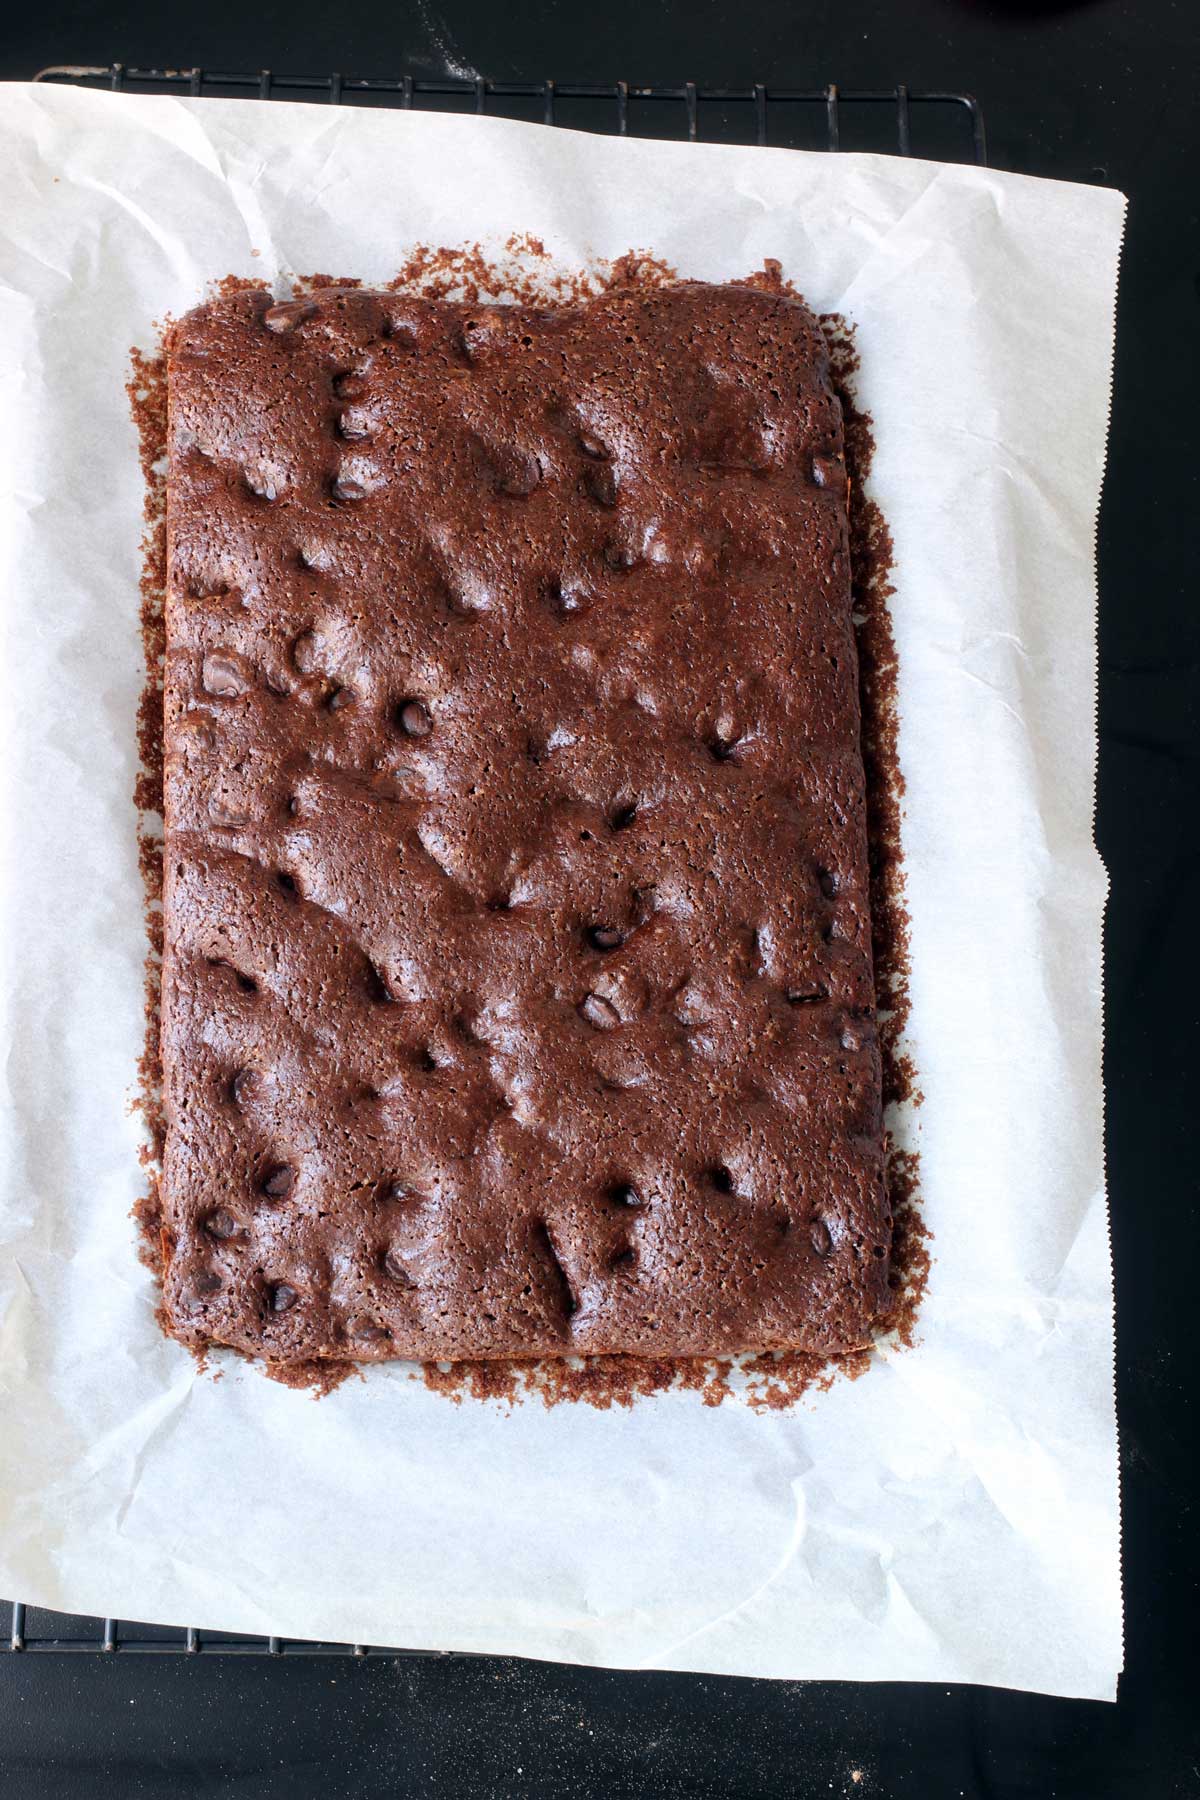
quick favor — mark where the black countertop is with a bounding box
[2,2,1198,1795]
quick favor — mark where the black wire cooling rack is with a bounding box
[2,1600,434,1658]
[33,64,987,163]
[4,61,986,1660]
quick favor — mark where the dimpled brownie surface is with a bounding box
[160,281,891,1371]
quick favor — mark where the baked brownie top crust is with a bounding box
[160,281,890,1368]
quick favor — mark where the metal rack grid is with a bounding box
[33,65,987,163]
[5,62,986,1659]
[2,1601,438,1658]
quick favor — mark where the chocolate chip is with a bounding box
[292,631,321,674]
[546,576,587,617]
[347,1314,390,1341]
[607,1182,641,1208]
[810,1218,832,1256]
[397,699,432,738]
[244,467,280,501]
[201,652,249,698]
[332,371,369,401]
[817,868,839,898]
[383,1182,421,1207]
[206,956,258,995]
[332,475,367,502]
[262,1164,295,1198]
[579,992,620,1031]
[786,986,830,1007]
[205,1209,239,1241]
[337,410,371,442]
[583,463,618,508]
[578,430,610,460]
[459,319,495,361]
[708,1165,735,1194]
[495,455,540,498]
[709,732,739,762]
[263,298,318,333]
[365,959,395,1004]
[208,796,249,828]
[269,1282,298,1312]
[383,1247,415,1286]
[441,566,495,616]
[588,925,623,951]
[230,1067,261,1107]
[176,713,215,752]
[610,802,638,831]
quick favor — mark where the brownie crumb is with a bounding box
[126,344,169,1271]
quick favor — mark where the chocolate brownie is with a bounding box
[160,281,891,1369]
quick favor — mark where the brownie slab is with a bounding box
[160,281,891,1369]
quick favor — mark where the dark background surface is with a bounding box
[2,1,1198,1795]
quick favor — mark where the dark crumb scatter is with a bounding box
[126,345,169,1272]
[130,248,924,1407]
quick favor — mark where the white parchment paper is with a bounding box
[0,84,1124,1698]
